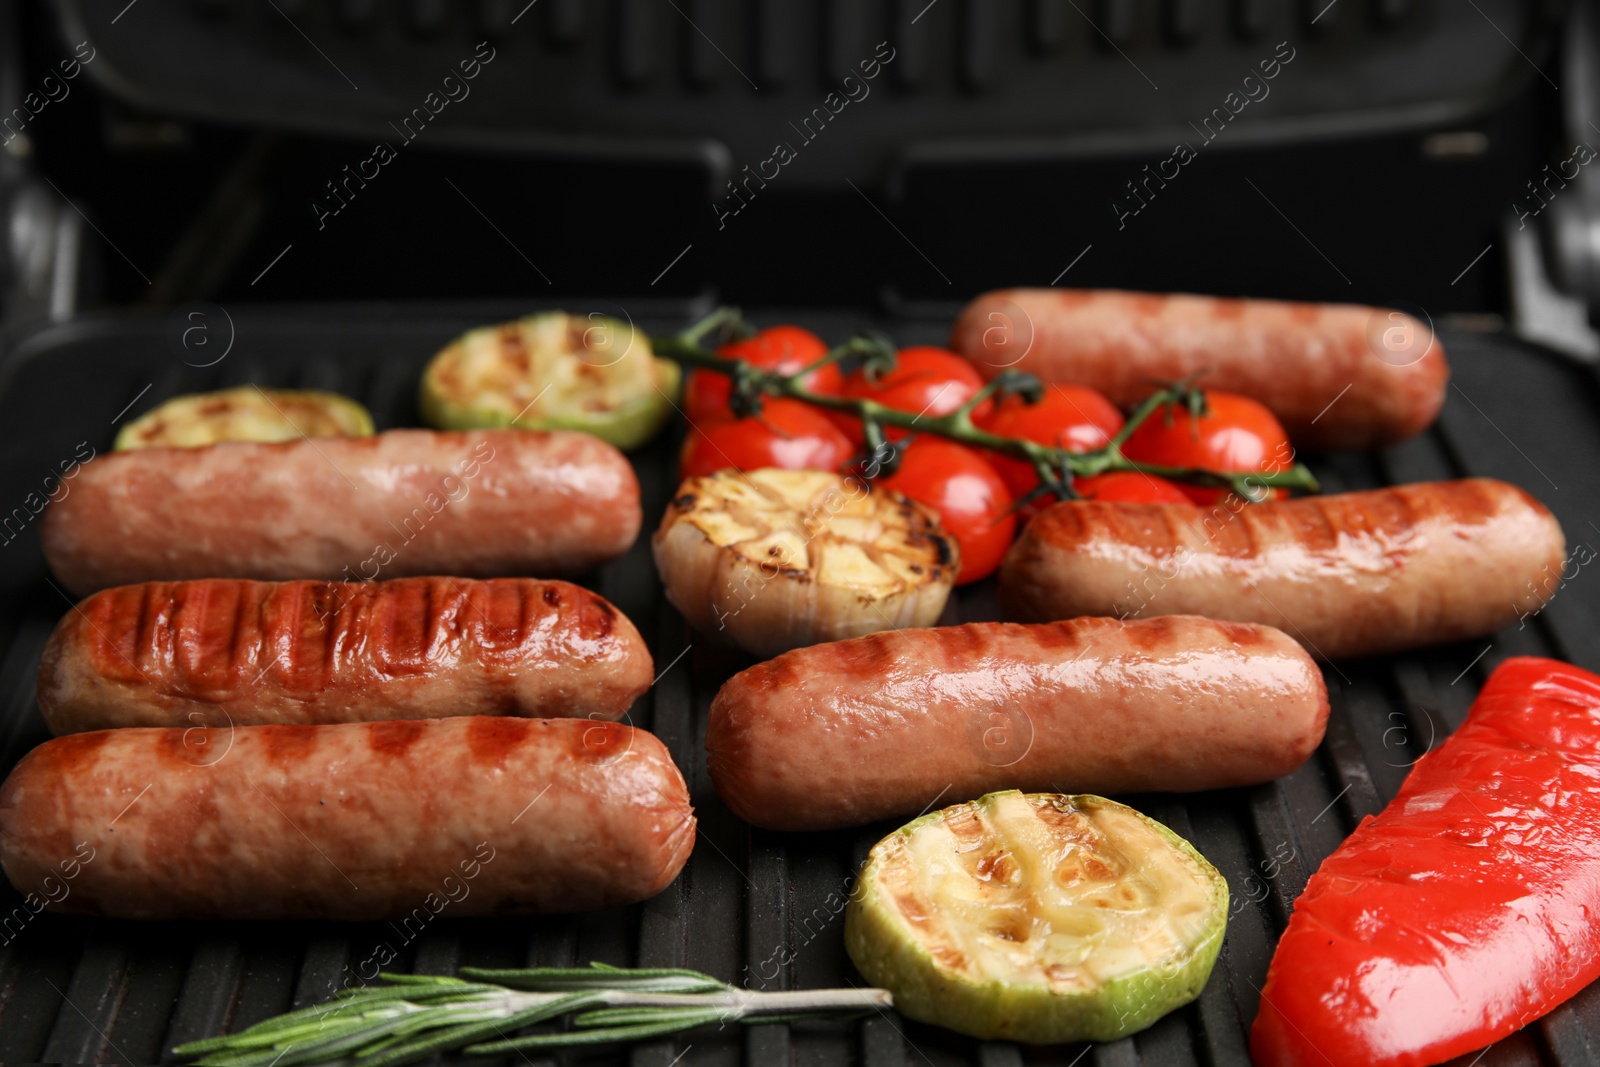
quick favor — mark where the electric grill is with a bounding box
[0,3,1595,1065]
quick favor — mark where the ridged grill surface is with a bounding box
[0,302,1595,1065]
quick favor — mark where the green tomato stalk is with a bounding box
[172,965,890,1067]
[657,308,1320,505]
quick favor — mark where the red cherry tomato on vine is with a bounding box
[1072,472,1193,504]
[679,399,853,480]
[1120,391,1293,505]
[976,386,1125,507]
[683,325,842,424]
[876,438,1016,585]
[839,347,990,441]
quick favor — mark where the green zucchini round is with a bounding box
[846,790,1228,1044]
[420,311,679,451]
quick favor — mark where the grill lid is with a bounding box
[54,0,1566,187]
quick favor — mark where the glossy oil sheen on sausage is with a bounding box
[1000,478,1566,661]
[949,289,1449,450]
[0,717,694,919]
[40,429,641,595]
[707,616,1329,831]
[37,577,651,734]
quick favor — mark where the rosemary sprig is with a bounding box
[172,964,891,1067]
[654,308,1320,503]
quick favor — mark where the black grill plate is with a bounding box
[0,303,1595,1066]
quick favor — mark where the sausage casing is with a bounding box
[38,577,651,734]
[40,429,641,595]
[0,717,694,919]
[949,289,1449,451]
[707,617,1329,831]
[999,479,1566,660]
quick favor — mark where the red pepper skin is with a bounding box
[1252,657,1600,1067]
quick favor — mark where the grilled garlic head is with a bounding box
[652,468,958,658]
[846,791,1227,1044]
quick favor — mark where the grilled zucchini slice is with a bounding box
[420,311,680,451]
[652,468,958,657]
[847,791,1227,1044]
[113,387,374,451]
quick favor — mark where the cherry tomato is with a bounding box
[1072,472,1193,504]
[976,386,1125,505]
[679,398,853,480]
[683,325,842,424]
[1120,391,1293,505]
[840,347,990,441]
[877,438,1016,585]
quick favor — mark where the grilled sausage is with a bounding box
[40,429,641,595]
[0,717,694,920]
[1000,479,1566,660]
[950,289,1449,451]
[707,616,1328,831]
[37,577,651,735]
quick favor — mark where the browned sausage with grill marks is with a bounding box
[707,616,1328,831]
[0,717,694,920]
[40,429,640,595]
[37,577,651,735]
[949,289,1449,450]
[999,478,1567,660]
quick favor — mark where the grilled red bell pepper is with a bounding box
[1252,656,1600,1067]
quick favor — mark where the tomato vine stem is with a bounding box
[655,309,1320,502]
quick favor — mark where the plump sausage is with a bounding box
[0,717,694,920]
[707,616,1328,831]
[37,577,651,734]
[949,289,1449,451]
[40,429,641,595]
[1000,478,1566,661]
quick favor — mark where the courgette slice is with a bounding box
[113,387,375,451]
[419,311,680,451]
[846,790,1227,1044]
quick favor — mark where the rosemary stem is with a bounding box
[174,967,896,1066]
[481,987,890,1017]
[612,988,892,1013]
